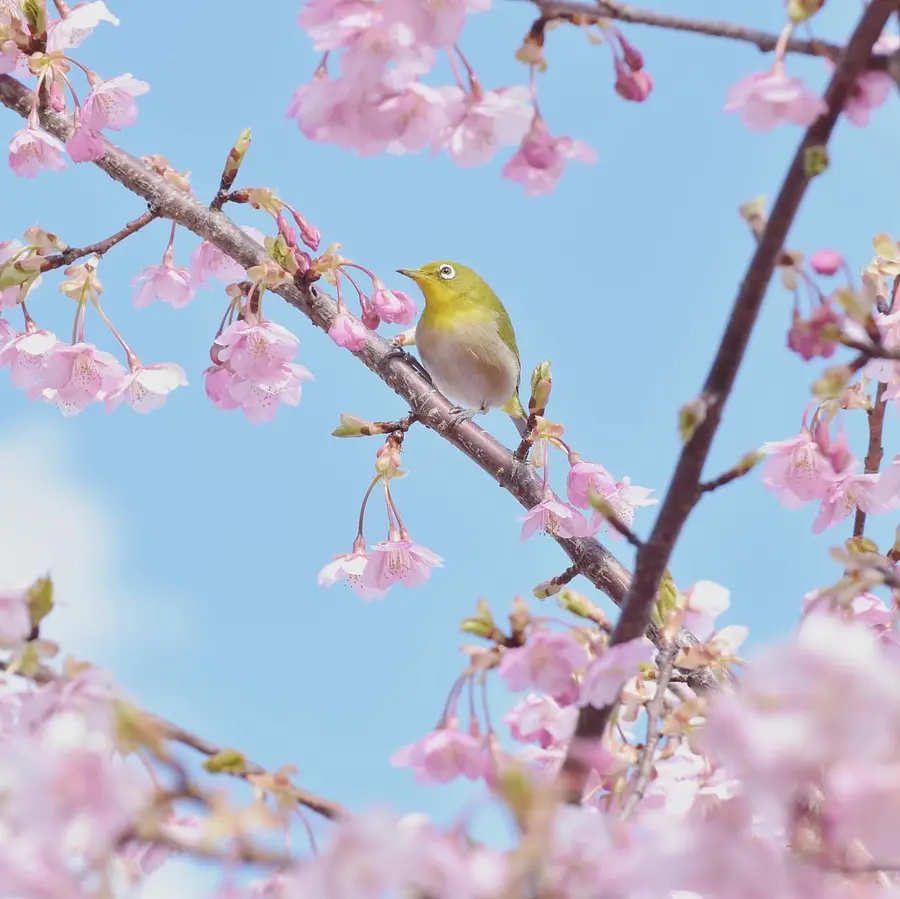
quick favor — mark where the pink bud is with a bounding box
[289,209,321,252]
[361,302,380,331]
[49,80,66,112]
[614,60,653,102]
[810,249,844,277]
[276,212,297,248]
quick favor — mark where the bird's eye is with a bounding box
[438,264,456,280]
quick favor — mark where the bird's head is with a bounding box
[396,261,483,311]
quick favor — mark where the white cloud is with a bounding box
[0,419,192,664]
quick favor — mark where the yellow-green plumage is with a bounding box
[396,260,528,436]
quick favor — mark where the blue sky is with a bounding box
[1,0,900,865]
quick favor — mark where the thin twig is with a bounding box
[557,0,897,804]
[527,0,860,64]
[621,642,677,819]
[39,208,160,272]
[699,451,763,494]
[0,72,718,694]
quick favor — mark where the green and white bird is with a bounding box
[396,260,529,437]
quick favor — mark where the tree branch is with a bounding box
[558,0,897,802]
[853,381,888,538]
[527,0,877,67]
[0,74,718,693]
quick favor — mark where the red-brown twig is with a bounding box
[39,208,160,272]
[853,381,888,537]
[558,0,897,804]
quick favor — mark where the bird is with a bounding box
[395,260,529,437]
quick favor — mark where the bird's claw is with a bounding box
[381,345,434,386]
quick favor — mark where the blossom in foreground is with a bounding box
[391,725,485,784]
[0,588,31,646]
[498,630,588,703]
[81,75,150,132]
[566,459,616,508]
[812,462,900,533]
[504,693,578,748]
[104,363,188,413]
[361,530,444,591]
[681,580,730,642]
[724,70,827,131]
[578,637,655,708]
[66,125,106,163]
[8,127,67,178]
[502,118,596,197]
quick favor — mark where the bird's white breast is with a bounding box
[416,317,519,411]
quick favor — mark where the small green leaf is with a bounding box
[804,145,829,178]
[203,748,248,775]
[25,575,53,629]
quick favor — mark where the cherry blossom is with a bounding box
[812,463,900,533]
[502,118,596,197]
[578,637,655,708]
[0,329,59,391]
[0,589,31,646]
[215,320,301,382]
[724,70,827,131]
[519,495,591,539]
[226,362,313,424]
[504,693,578,748]
[809,249,844,276]
[361,530,444,591]
[81,74,150,132]
[36,342,126,416]
[8,127,67,178]
[328,311,368,351]
[760,427,840,508]
[498,630,588,702]
[370,285,417,325]
[391,725,485,784]
[45,1,120,53]
[66,124,106,163]
[191,227,265,284]
[132,257,195,309]
[103,362,188,413]
[318,543,387,600]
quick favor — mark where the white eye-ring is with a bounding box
[438,264,456,280]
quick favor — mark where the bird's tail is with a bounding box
[502,392,530,439]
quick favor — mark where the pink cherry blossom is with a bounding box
[809,249,844,276]
[8,127,67,178]
[385,0,469,48]
[0,589,31,646]
[724,70,827,131]
[297,0,373,51]
[504,693,578,748]
[81,74,149,132]
[760,428,839,508]
[0,329,58,390]
[502,118,596,197]
[376,82,452,155]
[65,124,106,163]
[519,496,591,540]
[0,40,18,75]
[839,69,893,127]
[390,725,485,784]
[587,476,657,539]
[318,546,387,600]
[0,317,13,348]
[786,305,840,361]
[203,364,239,411]
[103,362,188,413]
[216,320,301,381]
[812,462,900,533]
[436,85,533,167]
[328,312,368,351]
[361,531,444,591]
[36,342,126,416]
[498,630,588,702]
[131,259,195,309]
[578,637,656,708]
[45,1,120,52]
[370,286,417,325]
[227,362,313,424]
[682,580,731,642]
[566,459,616,508]
[190,227,264,284]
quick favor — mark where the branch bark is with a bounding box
[558,0,898,802]
[0,75,717,691]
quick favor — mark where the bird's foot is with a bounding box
[445,405,486,431]
[381,344,434,386]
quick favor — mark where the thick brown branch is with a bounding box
[558,0,896,802]
[0,74,717,692]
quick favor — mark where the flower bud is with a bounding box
[332,413,371,438]
[810,249,843,277]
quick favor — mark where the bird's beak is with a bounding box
[396,268,423,282]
